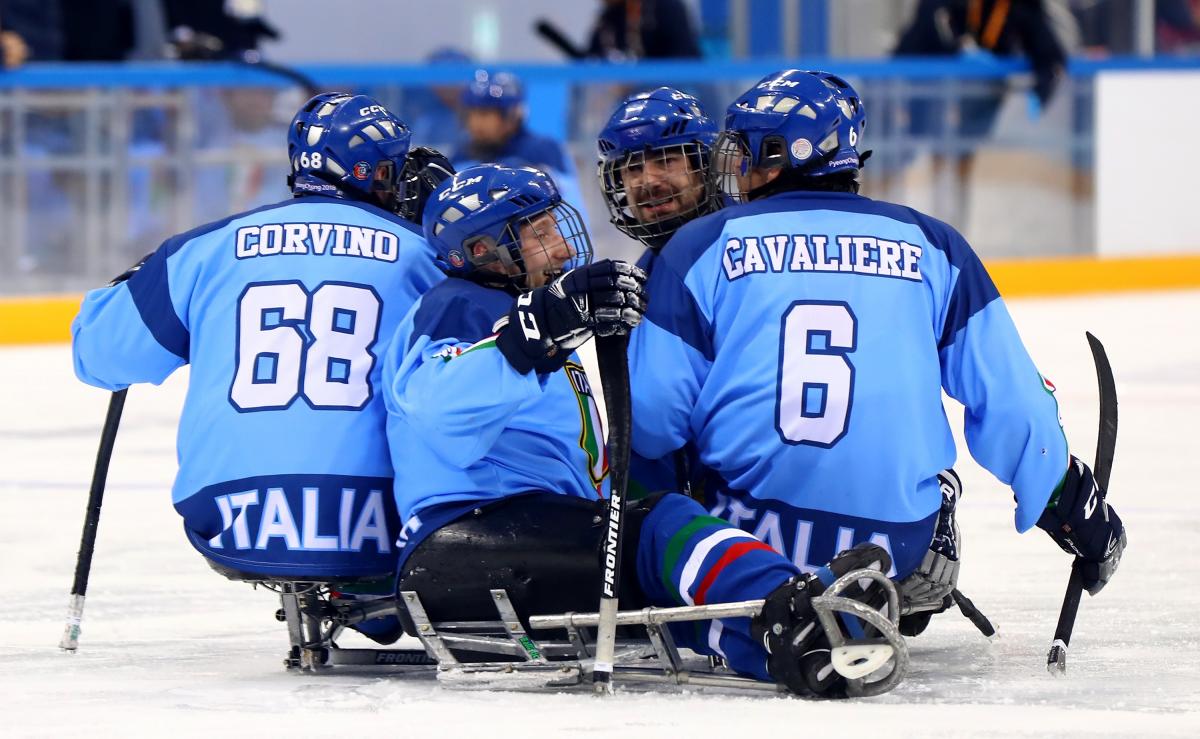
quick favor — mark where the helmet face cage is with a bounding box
[710,131,757,204]
[600,142,715,245]
[481,202,593,290]
[394,154,455,222]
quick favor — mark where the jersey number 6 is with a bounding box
[776,301,857,447]
[230,281,382,412]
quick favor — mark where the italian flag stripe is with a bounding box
[461,335,499,356]
[661,515,732,602]
[693,540,777,605]
[678,528,759,606]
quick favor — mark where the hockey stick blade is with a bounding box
[1046,332,1117,676]
[60,389,127,651]
[593,334,632,694]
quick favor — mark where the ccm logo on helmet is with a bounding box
[438,174,483,200]
[359,105,387,116]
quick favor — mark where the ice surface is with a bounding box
[3,291,1199,737]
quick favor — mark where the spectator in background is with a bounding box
[888,0,1070,223]
[60,0,136,61]
[451,69,590,229]
[895,0,1068,122]
[587,0,702,59]
[1155,0,1200,53]
[162,0,278,60]
[0,0,62,66]
[401,47,472,151]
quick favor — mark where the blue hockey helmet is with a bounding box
[597,86,722,248]
[461,70,525,112]
[805,70,867,168]
[423,164,592,290]
[713,69,863,202]
[287,92,412,207]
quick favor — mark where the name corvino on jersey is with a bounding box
[236,222,401,263]
[722,233,923,282]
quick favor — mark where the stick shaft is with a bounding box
[60,388,127,650]
[1047,333,1117,674]
[593,335,631,692]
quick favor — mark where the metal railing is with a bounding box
[2,57,1197,295]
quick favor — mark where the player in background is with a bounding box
[627,69,1127,639]
[381,163,896,698]
[596,86,724,499]
[71,93,450,602]
[450,69,589,227]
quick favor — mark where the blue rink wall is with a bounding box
[3,57,1200,343]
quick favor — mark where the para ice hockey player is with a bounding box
[379,162,899,698]
[596,86,725,499]
[71,93,449,582]
[627,69,1127,628]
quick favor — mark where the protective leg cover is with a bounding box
[396,493,644,638]
[635,493,801,681]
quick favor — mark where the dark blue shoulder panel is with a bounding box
[902,210,1001,349]
[124,198,305,360]
[407,279,511,352]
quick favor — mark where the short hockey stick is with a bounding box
[60,388,127,651]
[593,333,632,693]
[1046,332,1117,675]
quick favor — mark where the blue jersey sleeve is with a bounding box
[925,218,1069,532]
[383,287,550,469]
[628,233,714,460]
[72,240,191,390]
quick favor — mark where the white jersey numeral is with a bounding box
[776,301,857,447]
[231,282,382,411]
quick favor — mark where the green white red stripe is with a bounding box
[677,528,761,606]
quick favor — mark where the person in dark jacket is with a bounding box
[587,0,702,59]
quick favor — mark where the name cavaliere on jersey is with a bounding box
[235,222,401,263]
[721,233,923,282]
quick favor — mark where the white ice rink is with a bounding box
[3,290,1198,738]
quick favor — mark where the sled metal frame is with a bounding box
[248,567,907,697]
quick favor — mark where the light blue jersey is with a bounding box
[629,190,1068,578]
[382,278,608,550]
[72,195,445,577]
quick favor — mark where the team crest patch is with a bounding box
[448,250,465,268]
[790,138,813,161]
[352,161,371,180]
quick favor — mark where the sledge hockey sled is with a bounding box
[208,494,908,696]
[213,562,908,697]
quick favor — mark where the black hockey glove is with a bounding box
[495,259,647,375]
[751,543,893,699]
[108,251,156,286]
[1036,456,1127,595]
[396,146,456,223]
